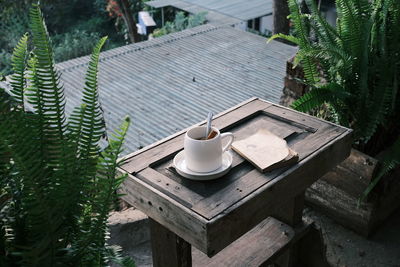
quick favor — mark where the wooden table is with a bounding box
[119,98,352,266]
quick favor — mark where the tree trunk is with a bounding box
[273,0,290,35]
[118,0,140,43]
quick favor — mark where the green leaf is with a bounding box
[291,83,351,112]
[359,137,400,204]
[268,34,300,45]
[10,33,28,108]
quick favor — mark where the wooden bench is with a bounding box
[193,216,295,266]
[191,216,328,267]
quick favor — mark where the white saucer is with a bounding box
[173,150,233,181]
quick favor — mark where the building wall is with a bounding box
[234,21,247,31]
[238,15,272,35]
[260,15,273,35]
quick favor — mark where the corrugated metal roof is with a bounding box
[146,0,273,22]
[147,0,241,26]
[184,0,273,20]
[2,25,296,156]
[146,0,180,8]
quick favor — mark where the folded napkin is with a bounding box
[232,129,298,172]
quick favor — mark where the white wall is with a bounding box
[234,21,247,31]
[233,15,273,35]
[260,15,273,35]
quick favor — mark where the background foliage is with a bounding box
[0,5,133,266]
[152,11,207,37]
[0,0,130,76]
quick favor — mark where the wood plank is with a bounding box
[273,192,305,267]
[194,217,295,267]
[137,167,203,209]
[122,99,272,174]
[224,114,301,141]
[205,129,352,256]
[305,168,400,237]
[296,224,330,267]
[319,164,370,199]
[339,148,378,183]
[192,169,275,219]
[118,171,209,252]
[274,192,305,226]
[305,179,373,236]
[151,158,255,214]
[263,104,352,133]
[291,124,346,161]
[150,218,192,267]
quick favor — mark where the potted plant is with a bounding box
[0,4,134,266]
[270,0,400,235]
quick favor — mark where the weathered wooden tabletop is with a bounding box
[119,97,352,258]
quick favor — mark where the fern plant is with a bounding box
[0,4,134,266]
[269,0,400,200]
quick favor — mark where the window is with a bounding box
[247,18,261,32]
[247,19,253,29]
[254,18,260,32]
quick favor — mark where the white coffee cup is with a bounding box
[184,126,234,173]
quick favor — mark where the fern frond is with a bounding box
[0,108,63,266]
[105,245,136,267]
[287,0,311,47]
[66,37,108,201]
[287,0,320,84]
[268,34,300,45]
[305,0,340,45]
[336,0,361,55]
[29,4,67,167]
[73,36,107,159]
[291,83,351,112]
[359,136,400,203]
[10,33,28,108]
[73,117,130,264]
[353,19,373,123]
[357,67,395,142]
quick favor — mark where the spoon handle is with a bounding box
[206,112,213,138]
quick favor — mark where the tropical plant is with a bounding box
[269,0,400,200]
[152,11,207,37]
[0,4,134,266]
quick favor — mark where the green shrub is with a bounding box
[152,11,207,37]
[270,0,400,200]
[0,5,134,266]
[0,51,12,76]
[0,1,126,75]
[0,12,30,76]
[53,30,102,62]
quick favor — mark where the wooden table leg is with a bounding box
[297,224,329,267]
[273,192,305,267]
[149,218,192,267]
